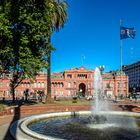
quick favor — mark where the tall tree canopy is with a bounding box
[0,0,68,101]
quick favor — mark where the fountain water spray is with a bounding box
[93,67,109,114]
[94,67,103,112]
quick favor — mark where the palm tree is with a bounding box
[46,0,68,99]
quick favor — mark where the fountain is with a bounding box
[90,67,109,125]
[94,67,103,113]
[10,67,140,140]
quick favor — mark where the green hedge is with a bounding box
[0,104,5,112]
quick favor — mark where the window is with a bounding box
[21,91,24,96]
[68,90,71,96]
[68,82,71,88]
[60,83,63,88]
[34,83,37,88]
[38,82,41,88]
[67,74,72,78]
[54,83,57,87]
[27,82,30,87]
[42,82,45,87]
[78,74,87,79]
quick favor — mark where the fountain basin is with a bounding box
[10,111,140,140]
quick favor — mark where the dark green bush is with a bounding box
[0,104,5,112]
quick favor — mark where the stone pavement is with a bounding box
[0,115,15,140]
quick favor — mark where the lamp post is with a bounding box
[74,81,76,96]
[99,65,105,75]
[133,87,137,103]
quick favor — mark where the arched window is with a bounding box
[27,82,30,87]
[52,82,54,87]
[42,82,45,87]
[60,82,64,88]
[58,82,60,87]
[38,82,41,88]
[34,83,37,88]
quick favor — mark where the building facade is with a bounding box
[123,61,140,92]
[0,66,128,99]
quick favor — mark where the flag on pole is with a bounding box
[120,26,136,39]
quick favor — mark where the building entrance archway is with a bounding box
[79,83,86,97]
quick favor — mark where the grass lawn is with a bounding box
[48,98,93,106]
[0,98,92,109]
[0,104,7,112]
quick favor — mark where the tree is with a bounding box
[0,0,68,102]
[0,0,50,102]
[46,0,68,98]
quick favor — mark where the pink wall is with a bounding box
[0,67,128,98]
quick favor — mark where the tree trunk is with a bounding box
[10,71,18,103]
[47,49,51,98]
[11,81,15,103]
[47,37,51,99]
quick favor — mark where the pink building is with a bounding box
[0,66,128,99]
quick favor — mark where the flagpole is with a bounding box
[120,19,123,97]
[120,21,136,98]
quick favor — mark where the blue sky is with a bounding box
[51,0,140,72]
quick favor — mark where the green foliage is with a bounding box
[72,96,78,103]
[0,0,68,101]
[0,0,51,101]
[0,104,6,112]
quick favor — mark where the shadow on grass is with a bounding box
[0,99,38,106]
[118,105,138,112]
